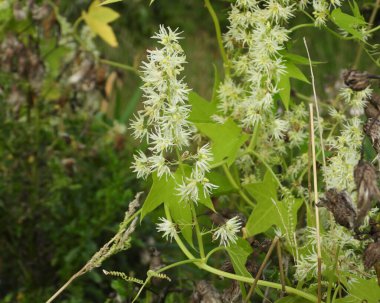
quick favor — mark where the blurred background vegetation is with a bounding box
[0,0,378,302]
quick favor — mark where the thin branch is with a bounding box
[304,37,326,169]
[245,237,279,302]
[277,241,286,296]
[46,195,142,303]
[46,268,86,303]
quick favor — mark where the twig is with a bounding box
[308,123,313,207]
[277,241,286,296]
[309,104,322,303]
[304,37,326,170]
[245,237,279,302]
[46,194,142,302]
[46,267,86,303]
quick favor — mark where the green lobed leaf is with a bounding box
[278,73,291,110]
[141,169,195,247]
[283,52,323,65]
[244,171,279,237]
[197,187,216,212]
[286,62,310,84]
[141,173,176,220]
[195,119,248,167]
[330,8,366,41]
[211,64,220,103]
[225,238,253,278]
[188,92,217,123]
[142,165,216,247]
[206,170,235,196]
[167,190,194,248]
[334,278,380,303]
[349,0,363,20]
[278,60,310,109]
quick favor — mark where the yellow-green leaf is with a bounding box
[98,0,123,6]
[89,1,120,23]
[82,11,118,47]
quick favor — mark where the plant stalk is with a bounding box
[245,236,279,302]
[309,104,322,303]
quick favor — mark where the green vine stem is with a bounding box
[204,0,230,77]
[300,9,358,41]
[164,204,196,261]
[99,59,140,76]
[290,23,315,32]
[163,205,319,302]
[247,121,261,151]
[247,150,284,190]
[201,264,318,302]
[222,164,255,207]
[191,203,206,259]
[205,246,225,262]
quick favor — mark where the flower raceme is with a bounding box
[130,26,217,205]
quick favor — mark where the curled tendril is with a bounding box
[147,270,171,281]
[102,269,144,284]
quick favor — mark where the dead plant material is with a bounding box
[317,188,357,230]
[364,241,380,286]
[364,118,380,154]
[343,69,380,91]
[365,94,380,119]
[354,160,380,227]
[221,280,240,303]
[190,280,222,303]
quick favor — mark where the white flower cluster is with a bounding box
[131,26,217,204]
[212,216,242,246]
[176,144,217,204]
[131,26,191,179]
[220,0,293,130]
[312,0,343,27]
[321,78,370,193]
[295,226,369,281]
[339,86,372,116]
[323,116,364,192]
[156,217,178,242]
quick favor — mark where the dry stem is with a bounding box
[277,241,286,296]
[304,37,326,170]
[46,193,142,303]
[245,236,279,302]
[309,104,322,303]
